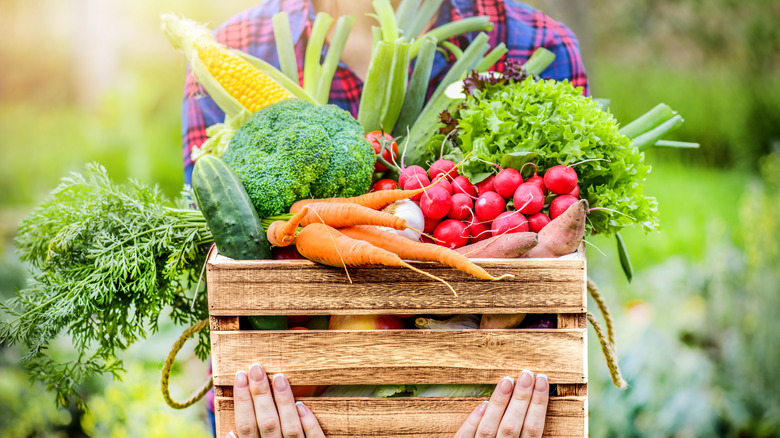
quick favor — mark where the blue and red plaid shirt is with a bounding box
[182,0,589,185]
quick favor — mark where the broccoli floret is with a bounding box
[222,99,374,217]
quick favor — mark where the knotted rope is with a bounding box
[160,319,214,409]
[587,278,628,389]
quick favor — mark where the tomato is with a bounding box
[365,131,398,173]
[370,178,398,192]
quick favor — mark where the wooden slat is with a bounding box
[209,315,239,331]
[556,313,588,398]
[207,253,586,316]
[215,396,587,438]
[211,329,586,386]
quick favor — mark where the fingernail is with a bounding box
[477,400,488,414]
[225,432,238,438]
[296,401,309,417]
[535,374,548,392]
[273,373,289,391]
[235,371,248,388]
[518,369,534,389]
[249,363,265,382]
[499,376,515,394]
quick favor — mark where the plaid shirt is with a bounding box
[182,0,589,185]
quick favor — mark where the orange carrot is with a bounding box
[295,223,457,295]
[299,202,415,230]
[267,207,310,247]
[289,187,427,213]
[340,225,513,281]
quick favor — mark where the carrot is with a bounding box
[267,207,310,247]
[295,223,457,295]
[522,199,588,258]
[289,187,427,213]
[339,225,513,281]
[454,232,538,258]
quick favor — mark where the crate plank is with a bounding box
[211,329,586,386]
[207,255,586,316]
[215,396,587,438]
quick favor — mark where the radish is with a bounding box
[431,175,453,195]
[543,165,578,195]
[550,194,579,219]
[476,175,495,195]
[466,215,492,244]
[399,165,427,187]
[528,212,551,233]
[423,215,441,234]
[491,211,529,236]
[452,175,477,197]
[475,191,506,221]
[428,159,458,181]
[568,185,580,198]
[493,168,523,198]
[419,187,451,220]
[512,183,545,215]
[402,173,431,201]
[448,193,473,220]
[526,174,547,195]
[433,219,469,249]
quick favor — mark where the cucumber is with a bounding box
[192,155,272,260]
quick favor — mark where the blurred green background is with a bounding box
[1,0,778,436]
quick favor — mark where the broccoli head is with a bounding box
[222,99,375,217]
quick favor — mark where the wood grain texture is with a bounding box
[206,251,586,316]
[209,315,239,331]
[215,396,587,437]
[211,329,586,386]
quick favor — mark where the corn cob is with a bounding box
[193,38,291,113]
[162,14,291,115]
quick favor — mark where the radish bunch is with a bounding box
[390,160,583,249]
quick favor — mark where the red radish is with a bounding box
[452,175,477,197]
[423,215,441,234]
[493,168,523,198]
[526,174,547,195]
[475,191,506,222]
[544,165,578,195]
[431,175,453,195]
[428,159,458,181]
[399,165,427,187]
[402,173,431,201]
[491,211,529,236]
[419,187,451,220]
[433,219,469,249]
[448,193,473,220]
[568,185,580,198]
[370,178,398,192]
[512,183,545,215]
[550,194,579,219]
[528,212,551,233]
[476,175,495,195]
[466,215,492,244]
[420,235,435,244]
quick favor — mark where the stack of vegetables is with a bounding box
[0,0,697,407]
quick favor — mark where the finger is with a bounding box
[519,374,550,438]
[497,370,535,438]
[476,376,515,437]
[233,371,260,438]
[296,401,326,438]
[271,373,305,438]
[454,401,488,438]
[247,364,282,438]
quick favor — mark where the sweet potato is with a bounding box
[522,199,588,258]
[454,232,538,258]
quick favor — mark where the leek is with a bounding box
[272,12,299,82]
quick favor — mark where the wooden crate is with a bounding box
[207,248,588,437]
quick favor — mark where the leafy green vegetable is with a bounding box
[430,70,659,236]
[223,99,375,217]
[0,164,212,407]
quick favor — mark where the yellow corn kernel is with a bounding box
[194,38,291,112]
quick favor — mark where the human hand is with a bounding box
[455,370,549,438]
[225,363,324,438]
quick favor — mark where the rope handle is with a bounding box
[587,278,628,389]
[161,319,214,409]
